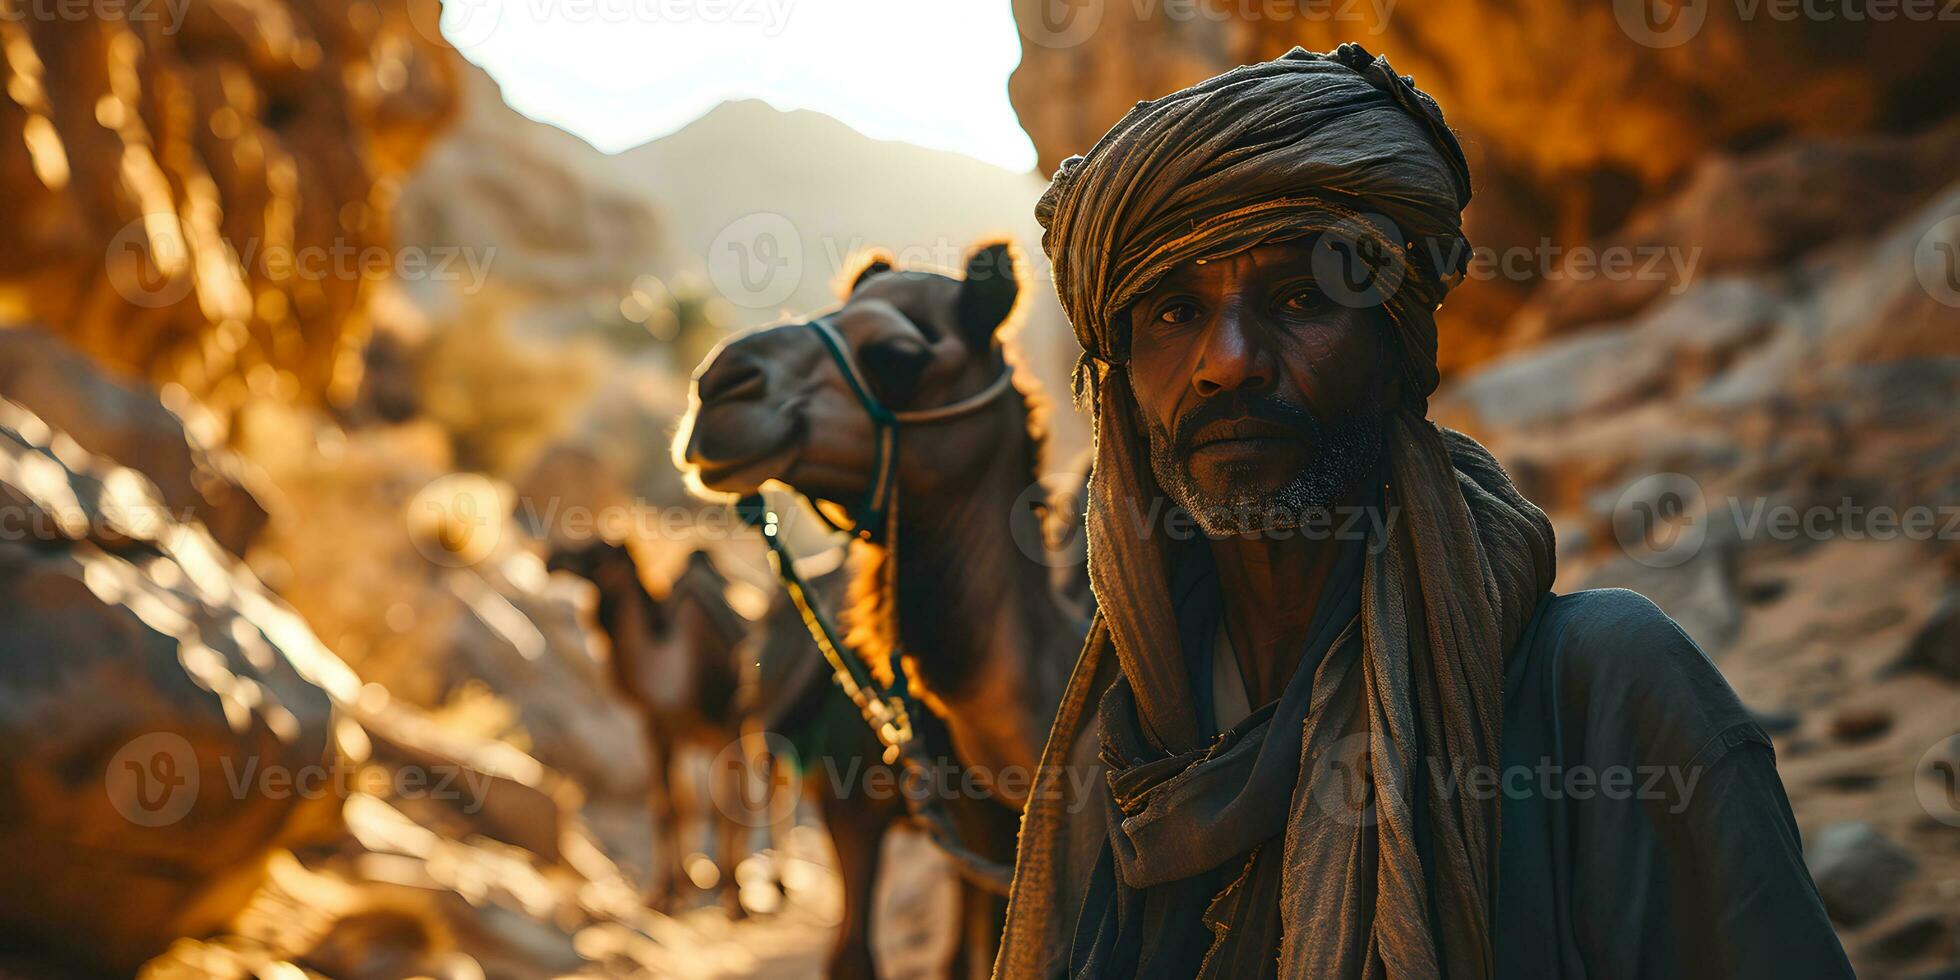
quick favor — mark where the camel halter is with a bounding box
[736,314,1017,894]
[794,315,1016,542]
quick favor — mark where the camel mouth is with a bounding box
[686,437,800,496]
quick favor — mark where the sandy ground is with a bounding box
[673,826,961,980]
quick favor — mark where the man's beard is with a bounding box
[1145,393,1384,536]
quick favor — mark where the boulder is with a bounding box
[0,397,357,972]
[1806,821,1918,926]
[0,327,270,555]
[1896,586,1960,682]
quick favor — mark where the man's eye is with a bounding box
[1278,285,1323,311]
[1156,301,1199,324]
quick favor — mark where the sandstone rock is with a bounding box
[0,0,458,419]
[1897,586,1960,682]
[1831,707,1896,743]
[0,327,270,555]
[1859,914,1954,965]
[0,397,357,972]
[1807,821,1918,926]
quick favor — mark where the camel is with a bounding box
[545,543,759,917]
[677,241,1089,978]
[742,560,907,979]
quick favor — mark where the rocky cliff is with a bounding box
[1007,0,1960,369]
[0,0,457,416]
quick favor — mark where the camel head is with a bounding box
[676,241,1026,513]
[545,538,639,593]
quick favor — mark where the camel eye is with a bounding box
[858,334,932,405]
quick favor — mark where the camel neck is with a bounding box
[865,438,1080,785]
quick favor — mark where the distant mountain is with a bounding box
[395,63,670,334]
[618,99,1089,465]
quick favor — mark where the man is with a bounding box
[995,45,1852,979]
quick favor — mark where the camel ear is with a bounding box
[957,241,1020,342]
[842,251,894,297]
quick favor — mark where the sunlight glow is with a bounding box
[444,0,1039,172]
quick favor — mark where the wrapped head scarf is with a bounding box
[997,45,1556,979]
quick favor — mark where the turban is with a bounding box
[1037,42,1472,405]
[997,45,1556,979]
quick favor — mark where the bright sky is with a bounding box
[442,0,1039,172]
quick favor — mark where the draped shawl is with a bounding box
[997,45,1558,979]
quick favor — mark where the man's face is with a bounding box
[1125,239,1394,535]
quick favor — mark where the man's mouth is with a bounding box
[1185,418,1305,460]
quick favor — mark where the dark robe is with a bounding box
[1061,581,1853,979]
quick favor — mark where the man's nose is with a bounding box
[1191,308,1273,397]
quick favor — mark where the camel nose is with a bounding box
[696,353,768,405]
